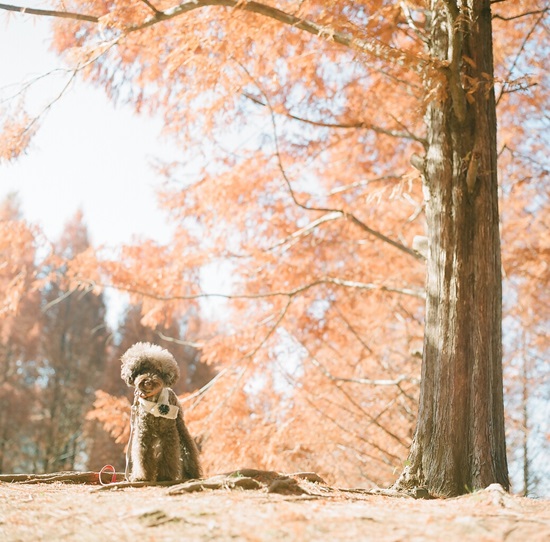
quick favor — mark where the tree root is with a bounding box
[0,469,432,499]
[0,471,125,485]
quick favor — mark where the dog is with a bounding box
[121,342,202,482]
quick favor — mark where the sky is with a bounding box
[1,13,177,248]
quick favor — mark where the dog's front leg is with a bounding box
[130,424,158,482]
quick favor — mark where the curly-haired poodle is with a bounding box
[121,342,202,482]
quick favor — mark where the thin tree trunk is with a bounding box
[394,0,509,497]
[521,351,529,496]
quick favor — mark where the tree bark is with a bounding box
[394,0,510,496]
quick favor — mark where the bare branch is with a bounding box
[493,9,549,21]
[0,2,98,22]
[41,281,96,313]
[155,330,203,349]
[182,301,290,410]
[496,11,547,105]
[243,92,427,145]
[387,113,426,148]
[336,442,398,470]
[77,275,424,303]
[289,335,416,451]
[139,0,162,15]
[327,174,402,196]
[300,353,411,454]
[1,37,119,162]
[180,366,232,405]
[346,214,422,261]
[19,68,78,142]
[328,277,425,299]
[499,80,537,96]
[266,211,343,252]
[308,352,419,387]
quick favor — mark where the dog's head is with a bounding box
[120,342,180,393]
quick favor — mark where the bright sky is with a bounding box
[0,13,177,247]
[1,10,238,328]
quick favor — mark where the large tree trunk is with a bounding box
[395,0,509,497]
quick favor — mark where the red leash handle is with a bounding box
[99,464,117,486]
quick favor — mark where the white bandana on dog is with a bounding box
[138,388,179,419]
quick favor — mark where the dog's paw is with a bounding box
[129,475,149,483]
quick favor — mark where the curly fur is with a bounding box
[121,342,180,387]
[121,342,202,482]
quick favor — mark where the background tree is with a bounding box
[0,0,548,495]
[501,163,550,497]
[33,211,109,472]
[0,195,42,472]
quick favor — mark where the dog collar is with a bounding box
[138,388,179,419]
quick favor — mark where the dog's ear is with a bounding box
[159,370,177,387]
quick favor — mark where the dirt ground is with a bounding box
[1,474,549,542]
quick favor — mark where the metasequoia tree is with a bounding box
[1,0,548,495]
[35,212,109,472]
[0,195,42,472]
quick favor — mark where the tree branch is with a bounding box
[266,211,343,252]
[0,2,98,22]
[327,174,402,196]
[77,275,424,303]
[249,79,423,262]
[398,0,428,45]
[181,302,290,410]
[496,11,546,105]
[0,1,437,74]
[308,351,419,387]
[301,393,403,462]
[139,0,162,15]
[296,349,411,454]
[493,8,549,21]
[154,330,203,349]
[242,92,427,145]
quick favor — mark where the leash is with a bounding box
[98,391,141,485]
[98,464,117,486]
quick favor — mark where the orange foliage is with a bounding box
[87,390,131,445]
[0,110,39,162]
[0,197,40,326]
[0,0,548,489]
